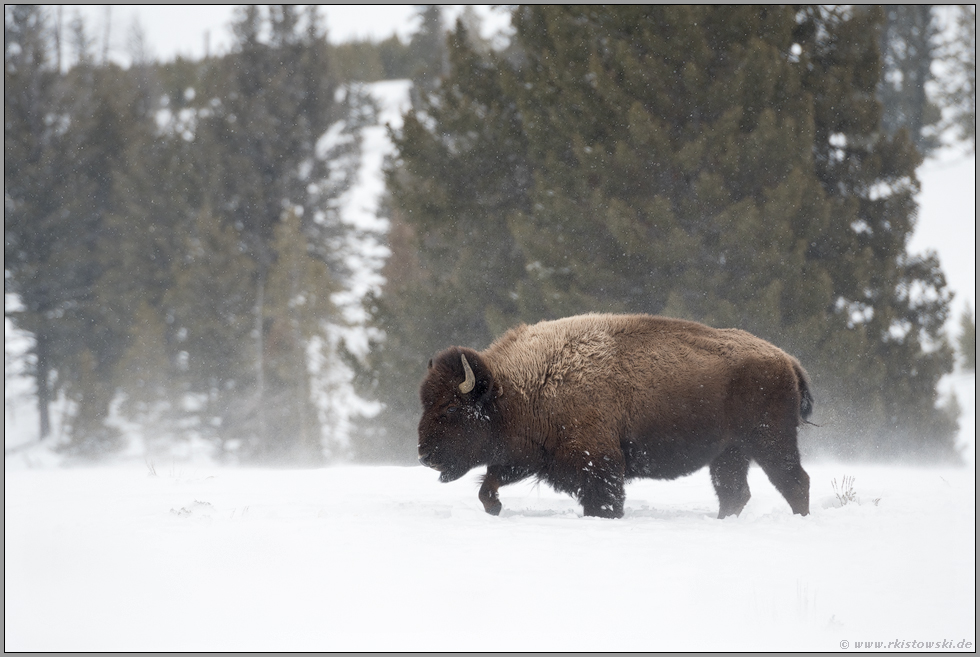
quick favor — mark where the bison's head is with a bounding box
[418,347,499,482]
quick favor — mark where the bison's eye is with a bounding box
[446,406,460,415]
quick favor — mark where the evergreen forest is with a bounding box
[5,5,976,465]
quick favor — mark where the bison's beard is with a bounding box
[437,464,470,483]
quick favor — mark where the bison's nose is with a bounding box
[418,452,433,467]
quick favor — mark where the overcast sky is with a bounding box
[66,5,511,65]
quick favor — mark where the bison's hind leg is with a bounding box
[760,455,809,516]
[710,446,751,518]
[752,434,810,516]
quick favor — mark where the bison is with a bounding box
[417,313,813,519]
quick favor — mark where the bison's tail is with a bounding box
[793,360,815,422]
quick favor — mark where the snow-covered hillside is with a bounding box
[4,460,975,651]
[319,80,414,446]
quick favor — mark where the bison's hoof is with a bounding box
[483,500,502,516]
[583,502,624,519]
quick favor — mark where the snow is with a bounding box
[330,79,412,330]
[4,460,975,651]
[310,80,414,442]
[909,149,976,325]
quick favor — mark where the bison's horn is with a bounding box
[459,354,476,394]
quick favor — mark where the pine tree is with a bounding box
[959,305,976,370]
[5,5,63,441]
[798,5,956,459]
[163,206,257,458]
[62,61,161,456]
[407,5,448,106]
[259,207,337,463]
[152,6,345,461]
[5,7,157,453]
[6,6,364,461]
[112,299,176,457]
[369,6,959,463]
[353,21,532,461]
[508,6,831,332]
[933,5,976,151]
[877,5,942,155]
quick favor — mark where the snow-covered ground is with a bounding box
[4,459,975,651]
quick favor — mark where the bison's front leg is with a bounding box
[578,454,627,519]
[479,465,530,516]
[478,473,503,516]
[580,478,626,518]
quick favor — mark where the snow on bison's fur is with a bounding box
[417,313,813,519]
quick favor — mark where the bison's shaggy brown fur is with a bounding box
[418,314,812,518]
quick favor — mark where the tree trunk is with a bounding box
[35,329,51,439]
[254,270,267,448]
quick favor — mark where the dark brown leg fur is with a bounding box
[479,465,532,516]
[579,457,626,519]
[751,425,810,516]
[758,455,810,515]
[710,446,752,518]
